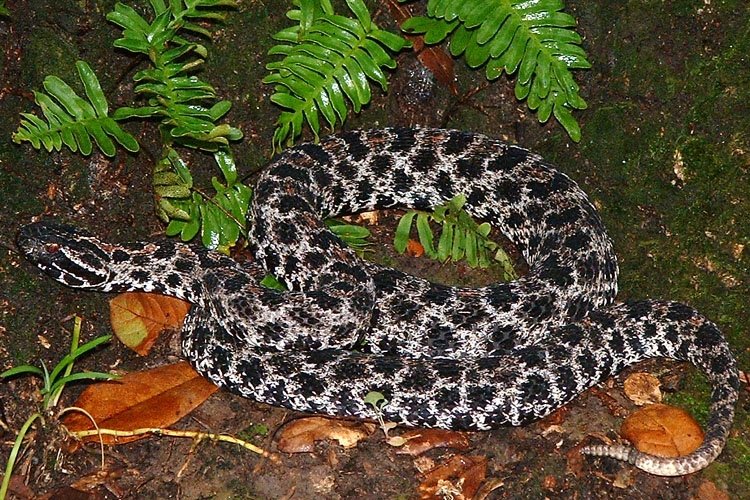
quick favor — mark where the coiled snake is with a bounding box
[17,128,739,476]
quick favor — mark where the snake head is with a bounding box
[17,221,114,289]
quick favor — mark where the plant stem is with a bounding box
[0,413,44,500]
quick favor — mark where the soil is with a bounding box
[0,1,748,499]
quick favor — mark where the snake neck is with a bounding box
[104,240,248,305]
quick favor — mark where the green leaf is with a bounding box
[265,0,406,148]
[345,0,371,31]
[1,365,45,379]
[261,274,287,291]
[416,212,435,258]
[394,210,416,253]
[214,148,237,185]
[76,61,108,117]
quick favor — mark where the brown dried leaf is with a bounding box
[276,417,376,453]
[110,292,190,355]
[417,49,458,95]
[62,362,218,445]
[620,404,704,457]
[623,372,662,406]
[395,429,471,456]
[418,455,487,500]
[406,239,425,257]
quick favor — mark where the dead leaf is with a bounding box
[110,292,190,355]
[62,362,218,445]
[590,385,628,417]
[276,417,376,453]
[353,210,379,225]
[624,372,662,406]
[418,455,487,500]
[620,404,704,457]
[406,239,425,257]
[394,429,471,456]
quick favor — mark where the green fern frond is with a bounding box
[107,0,242,151]
[12,61,139,157]
[403,0,590,141]
[394,194,517,277]
[160,147,251,252]
[264,0,410,150]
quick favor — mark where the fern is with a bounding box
[394,194,517,278]
[107,0,243,151]
[264,0,410,150]
[12,61,139,156]
[326,219,371,257]
[13,1,249,251]
[157,146,252,252]
[402,0,590,141]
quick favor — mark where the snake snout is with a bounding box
[18,222,76,257]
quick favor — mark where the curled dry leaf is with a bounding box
[62,362,218,446]
[110,292,190,355]
[406,239,425,257]
[418,455,487,500]
[620,404,704,457]
[623,372,662,406]
[394,428,471,456]
[276,417,376,453]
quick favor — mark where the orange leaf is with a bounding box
[406,239,425,257]
[109,292,190,355]
[276,417,376,453]
[395,429,471,456]
[62,362,218,445]
[620,403,704,457]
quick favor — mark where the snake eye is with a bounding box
[44,243,60,253]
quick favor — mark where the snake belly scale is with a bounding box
[17,128,739,476]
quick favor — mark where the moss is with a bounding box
[663,371,712,426]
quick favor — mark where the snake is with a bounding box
[17,128,739,476]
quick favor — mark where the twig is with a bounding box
[69,427,280,463]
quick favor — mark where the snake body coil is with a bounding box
[18,129,738,476]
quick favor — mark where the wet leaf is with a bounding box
[620,403,704,457]
[276,417,376,453]
[394,429,471,456]
[62,362,218,445]
[623,372,662,406]
[109,292,190,355]
[418,454,487,500]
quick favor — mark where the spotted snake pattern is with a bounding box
[18,128,738,476]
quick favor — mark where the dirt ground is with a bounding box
[1,1,749,498]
